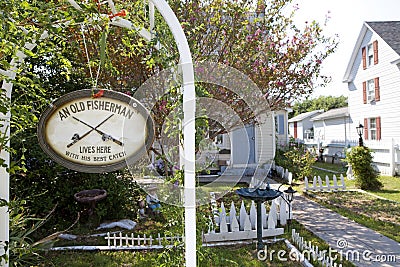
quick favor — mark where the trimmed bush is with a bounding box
[344,146,383,190]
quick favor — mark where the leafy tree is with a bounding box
[1,0,339,265]
[290,95,348,118]
[41,0,337,171]
[163,0,338,136]
[1,0,339,157]
[1,0,340,201]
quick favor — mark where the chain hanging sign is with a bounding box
[37,89,154,173]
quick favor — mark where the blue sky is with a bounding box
[290,0,400,98]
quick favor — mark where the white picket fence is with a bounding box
[50,232,184,251]
[203,192,289,243]
[249,165,293,188]
[275,166,293,184]
[105,232,183,249]
[304,175,346,192]
[292,229,343,267]
[318,138,400,176]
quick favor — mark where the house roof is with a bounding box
[288,109,324,123]
[368,21,400,55]
[343,21,400,82]
[311,107,349,121]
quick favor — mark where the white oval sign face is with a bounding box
[38,89,154,173]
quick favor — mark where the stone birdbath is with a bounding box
[74,189,107,216]
[235,185,282,250]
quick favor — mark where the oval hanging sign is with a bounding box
[37,89,154,173]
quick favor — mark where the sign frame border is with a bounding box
[37,89,155,173]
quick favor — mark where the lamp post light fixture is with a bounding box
[356,123,364,147]
[284,186,297,227]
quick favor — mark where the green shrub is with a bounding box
[12,169,143,232]
[343,146,383,190]
[275,140,316,180]
[5,199,52,267]
[9,128,144,233]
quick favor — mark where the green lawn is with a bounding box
[37,187,355,267]
[40,219,355,267]
[299,163,400,203]
[346,176,400,203]
[41,242,303,267]
[313,162,347,173]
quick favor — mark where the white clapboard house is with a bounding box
[288,110,324,142]
[342,21,400,175]
[211,109,291,177]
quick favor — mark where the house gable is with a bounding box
[311,107,351,144]
[344,21,400,142]
[343,21,400,83]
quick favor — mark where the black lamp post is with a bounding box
[283,187,297,228]
[356,123,364,147]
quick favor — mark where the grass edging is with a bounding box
[282,221,355,267]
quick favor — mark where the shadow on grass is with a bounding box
[374,189,400,194]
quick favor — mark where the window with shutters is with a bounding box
[369,118,377,140]
[363,77,380,103]
[364,117,381,140]
[367,43,374,67]
[362,40,378,69]
[367,79,375,102]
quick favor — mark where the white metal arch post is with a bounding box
[1,34,48,267]
[0,1,196,266]
[148,1,196,266]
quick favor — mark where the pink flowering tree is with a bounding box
[1,0,338,175]
[164,0,338,138]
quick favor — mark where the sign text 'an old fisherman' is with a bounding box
[38,89,154,173]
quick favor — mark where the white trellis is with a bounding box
[1,1,196,266]
[203,194,290,244]
[304,175,346,192]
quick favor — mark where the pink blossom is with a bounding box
[159,100,167,111]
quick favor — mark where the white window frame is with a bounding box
[367,43,374,67]
[367,79,375,102]
[369,118,377,140]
